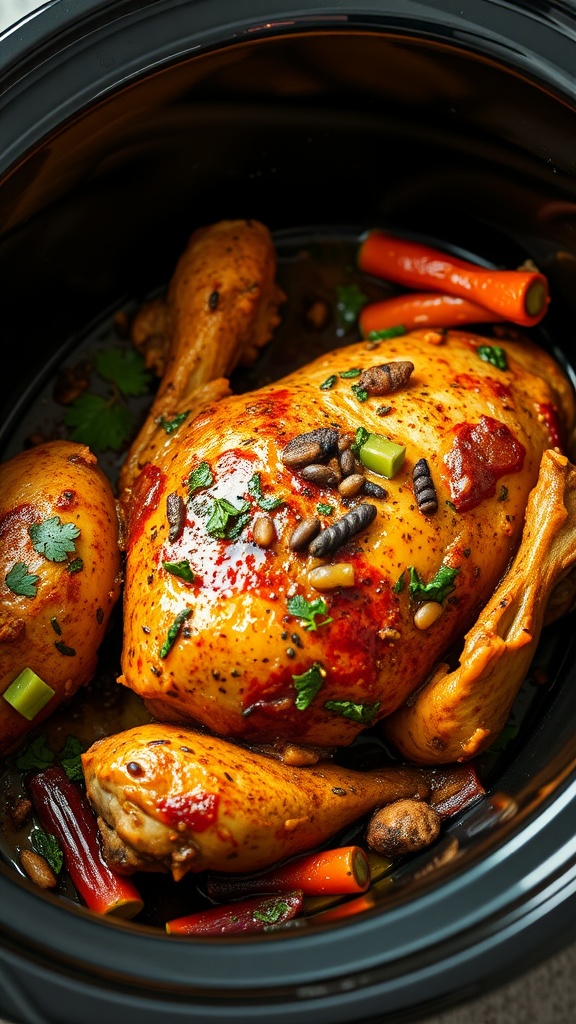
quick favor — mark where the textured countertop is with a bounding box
[1,1,576,1021]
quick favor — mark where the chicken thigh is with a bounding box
[117,220,575,754]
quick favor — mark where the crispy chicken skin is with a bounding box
[118,308,575,749]
[0,441,121,752]
[81,722,432,879]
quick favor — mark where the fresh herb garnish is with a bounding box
[408,564,459,604]
[163,560,195,583]
[351,384,369,403]
[66,558,84,575]
[316,503,334,516]
[59,735,84,782]
[15,735,55,772]
[31,830,64,875]
[204,497,251,540]
[320,375,337,390]
[292,662,325,710]
[159,608,192,658]
[64,347,151,452]
[351,427,370,455]
[324,699,381,724]
[188,461,214,495]
[392,572,405,594]
[5,562,39,598]
[55,641,76,657]
[287,595,333,632]
[247,473,284,512]
[498,485,509,502]
[156,410,190,434]
[367,324,407,341]
[339,367,362,379]
[477,344,508,371]
[253,898,290,924]
[377,405,392,416]
[29,517,80,563]
[336,283,367,329]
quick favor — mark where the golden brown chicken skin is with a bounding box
[0,441,121,753]
[118,327,574,750]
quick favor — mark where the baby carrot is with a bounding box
[205,845,371,902]
[358,292,501,337]
[166,890,303,935]
[358,230,550,327]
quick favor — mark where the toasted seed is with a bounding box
[308,503,377,557]
[167,491,186,542]
[300,464,340,487]
[339,448,356,476]
[9,797,32,829]
[338,473,365,498]
[358,360,414,395]
[413,601,444,630]
[308,563,355,590]
[253,515,275,548]
[328,456,343,483]
[363,480,388,500]
[289,517,321,551]
[20,849,58,890]
[338,432,356,452]
[366,799,441,857]
[281,428,339,468]
[413,458,438,514]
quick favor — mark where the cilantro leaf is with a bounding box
[477,345,508,371]
[31,830,64,875]
[5,562,39,598]
[159,608,192,658]
[59,735,84,782]
[336,283,367,328]
[205,497,250,540]
[65,393,134,452]
[156,410,190,434]
[15,735,55,772]
[188,461,214,495]
[29,517,80,563]
[93,347,152,396]
[324,699,381,724]
[163,560,195,583]
[408,564,459,604]
[292,662,325,710]
[247,473,284,512]
[287,595,333,632]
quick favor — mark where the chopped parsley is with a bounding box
[351,426,370,455]
[156,410,190,434]
[392,572,406,594]
[336,283,367,328]
[340,367,362,379]
[247,473,284,512]
[287,595,333,632]
[159,608,192,658]
[31,830,64,875]
[324,699,381,724]
[29,517,80,563]
[317,503,334,516]
[253,898,291,924]
[92,347,151,395]
[15,735,55,772]
[292,662,326,710]
[163,560,195,583]
[408,564,459,604]
[367,324,407,341]
[204,497,251,540]
[66,557,84,575]
[188,461,214,495]
[5,562,39,598]
[477,344,508,371]
[320,375,337,390]
[351,384,369,403]
[498,485,509,502]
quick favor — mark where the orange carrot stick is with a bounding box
[358,230,550,327]
[206,845,371,902]
[359,292,502,337]
[166,890,303,935]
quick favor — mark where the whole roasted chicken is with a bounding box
[112,219,576,766]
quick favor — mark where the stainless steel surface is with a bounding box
[0,1,575,1022]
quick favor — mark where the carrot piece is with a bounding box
[427,763,485,820]
[359,292,501,337]
[166,890,303,935]
[358,230,550,327]
[28,765,144,919]
[205,845,371,902]
[311,891,377,923]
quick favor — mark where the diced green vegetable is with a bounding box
[3,668,55,721]
[359,433,406,478]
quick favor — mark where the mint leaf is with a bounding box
[188,461,214,495]
[287,595,332,632]
[5,562,39,598]
[15,735,55,772]
[324,699,381,724]
[65,393,134,452]
[247,473,284,512]
[93,348,152,396]
[408,564,459,604]
[292,662,325,710]
[29,517,80,563]
[31,830,64,875]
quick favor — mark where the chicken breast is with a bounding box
[118,324,574,749]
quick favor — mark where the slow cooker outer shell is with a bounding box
[3,2,576,1023]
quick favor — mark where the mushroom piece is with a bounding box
[384,448,576,764]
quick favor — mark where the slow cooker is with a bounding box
[2,1,576,1022]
